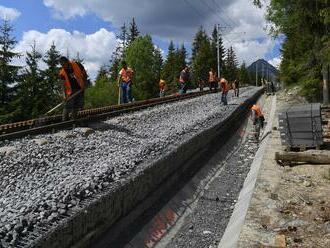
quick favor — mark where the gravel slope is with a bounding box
[0,87,257,247]
[164,137,258,248]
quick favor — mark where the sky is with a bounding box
[0,0,282,79]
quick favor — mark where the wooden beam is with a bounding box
[275,150,330,164]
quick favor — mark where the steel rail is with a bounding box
[0,90,218,141]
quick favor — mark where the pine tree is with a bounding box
[177,44,187,70]
[161,41,179,93]
[210,25,225,77]
[128,18,140,44]
[0,20,20,104]
[109,23,128,82]
[125,35,158,99]
[224,46,239,82]
[119,23,128,50]
[0,20,21,123]
[253,0,329,101]
[15,42,44,120]
[43,42,61,105]
[153,47,163,84]
[191,26,213,85]
[109,58,120,82]
[96,65,108,82]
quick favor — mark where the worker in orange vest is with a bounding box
[251,104,265,128]
[117,61,131,104]
[159,79,167,97]
[209,68,217,91]
[220,78,229,105]
[59,56,88,121]
[179,66,190,95]
[126,67,134,102]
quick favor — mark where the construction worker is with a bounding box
[126,67,134,102]
[251,104,265,128]
[59,56,88,121]
[233,79,240,97]
[117,61,131,104]
[209,68,217,91]
[220,78,229,106]
[179,66,190,95]
[159,79,167,97]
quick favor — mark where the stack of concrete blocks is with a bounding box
[278,103,323,148]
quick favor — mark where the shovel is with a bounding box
[44,90,83,115]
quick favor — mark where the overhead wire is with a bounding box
[194,0,246,45]
[181,0,245,48]
[211,0,240,27]
[182,0,206,20]
[199,0,234,28]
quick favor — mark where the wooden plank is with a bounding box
[275,150,330,164]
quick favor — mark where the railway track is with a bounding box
[0,90,216,141]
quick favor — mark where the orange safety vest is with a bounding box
[221,80,228,92]
[119,68,129,82]
[159,80,166,91]
[59,61,86,96]
[209,71,216,82]
[251,105,263,117]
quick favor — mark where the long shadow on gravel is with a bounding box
[88,122,145,138]
[94,114,257,248]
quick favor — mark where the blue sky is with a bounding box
[2,0,113,39]
[0,0,282,78]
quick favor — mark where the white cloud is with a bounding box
[42,0,277,66]
[14,28,119,79]
[0,5,21,21]
[220,0,276,66]
[268,56,282,69]
[230,39,276,66]
[42,0,234,40]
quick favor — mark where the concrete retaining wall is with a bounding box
[32,88,264,248]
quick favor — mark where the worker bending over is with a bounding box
[59,56,88,121]
[251,104,265,128]
[220,78,229,105]
[159,79,167,97]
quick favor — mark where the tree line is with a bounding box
[253,0,330,101]
[0,18,252,124]
[89,22,252,108]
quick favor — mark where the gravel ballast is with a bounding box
[0,87,259,247]
[163,136,259,248]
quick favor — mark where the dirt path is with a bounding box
[238,91,330,247]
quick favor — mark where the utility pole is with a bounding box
[217,24,220,78]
